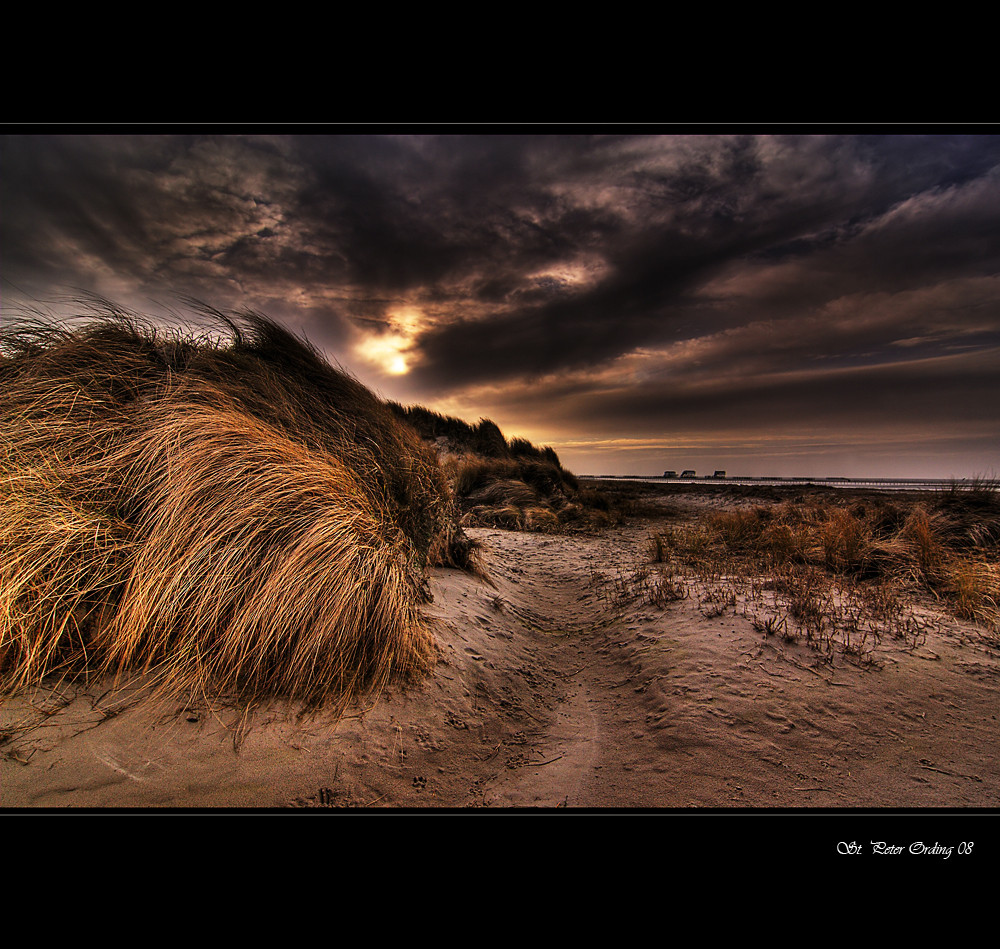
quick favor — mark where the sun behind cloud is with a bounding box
[354,307,427,376]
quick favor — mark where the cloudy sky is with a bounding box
[3,130,999,478]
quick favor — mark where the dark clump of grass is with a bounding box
[934,475,1000,551]
[650,531,672,563]
[440,443,597,533]
[388,402,617,533]
[451,459,565,532]
[1,303,477,715]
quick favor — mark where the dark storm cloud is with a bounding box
[596,348,1000,436]
[3,130,999,476]
[280,134,627,298]
[406,134,1000,392]
[1,133,364,349]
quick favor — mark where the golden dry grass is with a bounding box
[643,490,1000,659]
[0,305,472,713]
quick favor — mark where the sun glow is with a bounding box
[356,333,411,374]
[354,307,426,376]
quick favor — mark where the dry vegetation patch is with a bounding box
[390,404,622,533]
[602,484,1000,665]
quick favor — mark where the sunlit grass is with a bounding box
[639,489,1000,662]
[0,306,479,714]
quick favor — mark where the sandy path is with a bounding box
[3,519,1000,810]
[426,526,1000,809]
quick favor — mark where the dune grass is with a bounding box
[685,495,1000,623]
[0,305,474,714]
[389,403,564,468]
[388,402,620,532]
[642,490,1000,661]
[446,454,597,532]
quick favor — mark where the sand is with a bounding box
[3,490,999,821]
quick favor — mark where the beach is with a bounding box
[4,484,998,810]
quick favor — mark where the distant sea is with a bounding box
[581,475,988,493]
